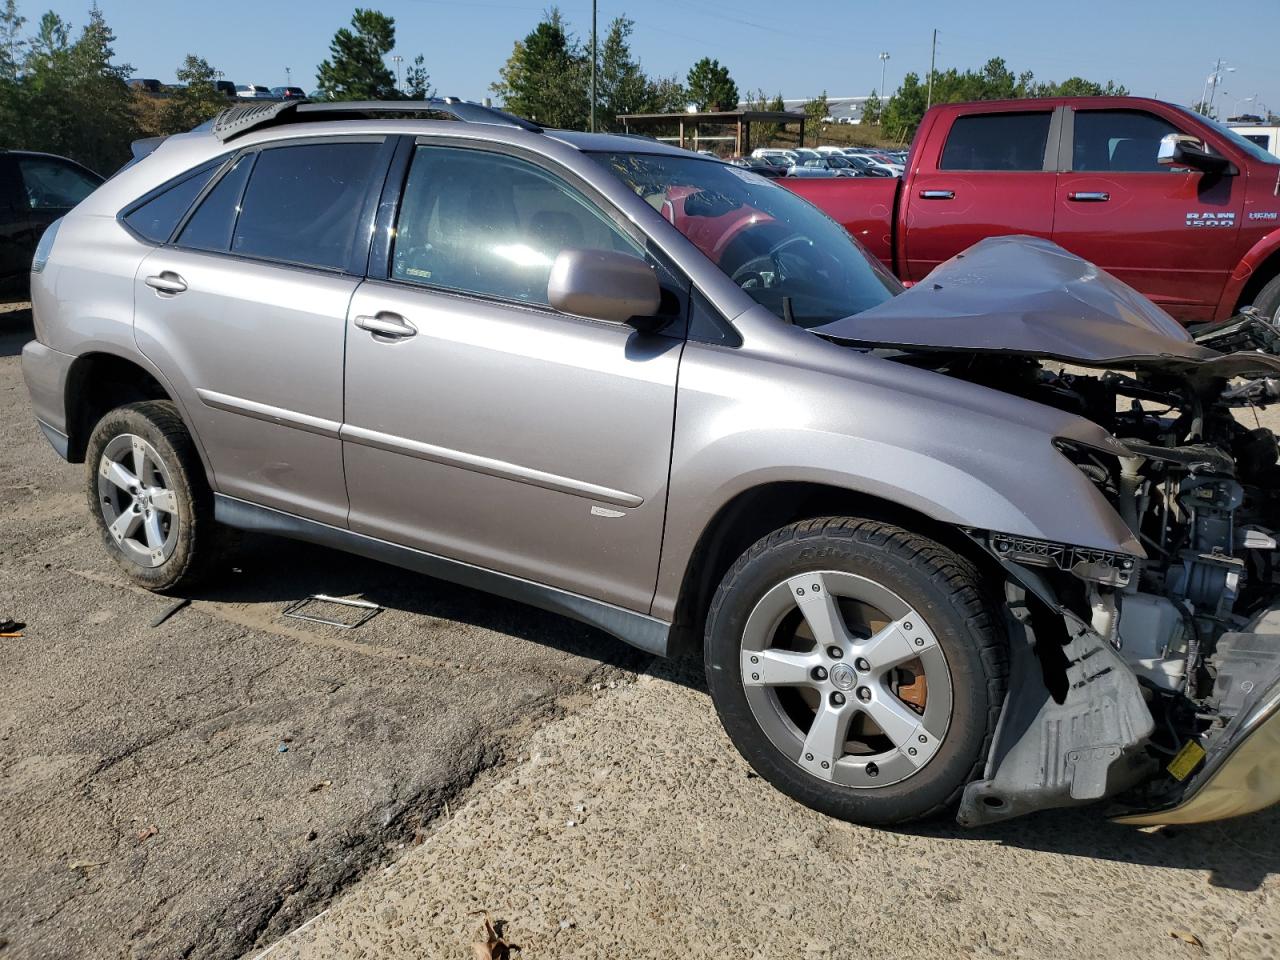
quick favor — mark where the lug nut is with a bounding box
[856,686,872,702]
[827,646,843,659]
[811,665,828,682]
[830,691,846,706]
[855,657,870,672]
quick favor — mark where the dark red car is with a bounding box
[785,97,1280,322]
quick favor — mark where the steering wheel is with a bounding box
[729,234,814,289]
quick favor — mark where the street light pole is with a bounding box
[391,54,403,94]
[878,51,890,96]
[926,30,936,110]
[589,0,597,132]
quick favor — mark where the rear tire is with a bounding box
[85,400,219,591]
[704,517,1007,825]
[1250,273,1280,322]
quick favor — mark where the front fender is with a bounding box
[652,335,1139,620]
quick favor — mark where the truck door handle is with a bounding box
[1068,191,1110,202]
[355,312,417,339]
[919,189,955,200]
[144,272,187,295]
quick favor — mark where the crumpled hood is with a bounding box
[815,235,1218,366]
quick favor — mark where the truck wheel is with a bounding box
[704,517,1007,825]
[85,400,218,591]
[1250,273,1280,322]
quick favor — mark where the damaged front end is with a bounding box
[817,236,1280,826]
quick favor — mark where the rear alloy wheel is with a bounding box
[85,400,218,591]
[705,518,1007,825]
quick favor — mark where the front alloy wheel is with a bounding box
[705,517,1007,825]
[741,570,951,787]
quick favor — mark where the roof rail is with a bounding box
[209,97,542,142]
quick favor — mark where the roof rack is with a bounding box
[209,97,543,143]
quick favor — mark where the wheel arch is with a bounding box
[1224,228,1280,318]
[64,351,208,480]
[665,480,1004,656]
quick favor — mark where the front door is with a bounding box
[1052,107,1246,322]
[904,107,1059,281]
[342,142,683,612]
[133,138,390,526]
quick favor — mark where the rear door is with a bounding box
[904,107,1060,281]
[341,140,684,612]
[1051,107,1245,322]
[132,137,392,526]
[0,154,31,289]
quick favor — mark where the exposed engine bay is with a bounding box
[816,236,1280,825]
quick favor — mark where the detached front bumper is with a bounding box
[1114,671,1280,826]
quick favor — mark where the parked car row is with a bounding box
[745,146,902,178]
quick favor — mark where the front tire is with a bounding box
[85,400,217,591]
[705,517,1007,825]
[1250,273,1280,323]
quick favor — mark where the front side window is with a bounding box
[17,156,100,209]
[391,146,644,305]
[593,152,899,327]
[1072,110,1181,172]
[939,112,1052,171]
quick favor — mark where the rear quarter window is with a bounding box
[123,161,223,244]
[938,112,1052,171]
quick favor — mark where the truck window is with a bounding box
[1072,110,1181,172]
[938,112,1051,171]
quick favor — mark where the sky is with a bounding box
[23,0,1280,116]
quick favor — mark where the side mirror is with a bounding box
[1158,133,1232,174]
[547,248,662,327]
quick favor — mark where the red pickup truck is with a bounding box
[783,97,1280,323]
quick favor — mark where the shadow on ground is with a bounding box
[0,301,32,357]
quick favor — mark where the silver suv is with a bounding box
[22,100,1280,828]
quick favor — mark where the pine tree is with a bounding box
[490,9,586,129]
[685,57,738,111]
[403,54,432,99]
[161,55,226,134]
[316,8,397,101]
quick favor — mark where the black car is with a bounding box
[729,157,787,179]
[0,150,103,295]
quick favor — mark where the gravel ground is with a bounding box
[4,299,1279,960]
[261,659,1280,960]
[0,303,648,959]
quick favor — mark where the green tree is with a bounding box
[882,71,928,140]
[16,6,136,172]
[316,8,397,101]
[862,88,882,125]
[596,15,647,130]
[490,8,586,128]
[403,53,432,99]
[642,73,686,113]
[160,55,225,134]
[803,90,829,129]
[686,56,737,111]
[0,0,23,78]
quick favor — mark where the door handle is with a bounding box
[1068,191,1110,202]
[355,311,417,339]
[145,271,187,295]
[919,189,955,200]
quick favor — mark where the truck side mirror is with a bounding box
[1158,133,1232,174]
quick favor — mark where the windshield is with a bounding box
[591,152,899,327]
[1174,106,1279,165]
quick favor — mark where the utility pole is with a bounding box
[285,66,291,86]
[589,0,597,132]
[391,54,403,94]
[878,51,890,96]
[926,29,936,110]
[1207,57,1223,118]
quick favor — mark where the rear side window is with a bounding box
[1072,110,1182,172]
[125,162,222,243]
[178,154,253,252]
[939,112,1052,171]
[232,142,381,270]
